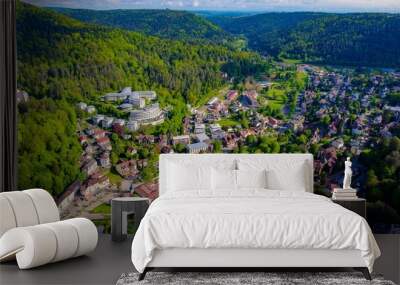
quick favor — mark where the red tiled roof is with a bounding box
[96,137,110,144]
[94,129,106,136]
[135,181,159,201]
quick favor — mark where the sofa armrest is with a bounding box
[0,218,98,269]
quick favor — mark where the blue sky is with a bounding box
[24,0,400,12]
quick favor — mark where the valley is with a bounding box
[16,1,400,233]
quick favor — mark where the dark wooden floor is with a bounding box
[1,234,398,285]
[0,234,134,285]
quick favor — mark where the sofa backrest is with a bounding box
[159,154,314,196]
[0,189,60,238]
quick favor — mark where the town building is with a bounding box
[77,102,87,110]
[103,88,156,102]
[81,159,98,176]
[57,180,81,214]
[118,103,133,111]
[127,94,145,108]
[210,123,226,140]
[137,159,148,169]
[172,135,190,145]
[127,146,137,156]
[226,90,239,101]
[331,138,344,149]
[126,120,139,132]
[138,135,155,144]
[86,105,96,114]
[99,152,111,168]
[115,160,139,179]
[132,91,157,100]
[120,180,133,192]
[92,114,105,125]
[101,117,114,129]
[79,135,88,145]
[93,129,107,139]
[194,123,206,134]
[187,142,209,154]
[134,181,159,201]
[96,136,112,151]
[113,119,125,127]
[80,173,110,200]
[240,91,259,108]
[129,103,164,125]
[207,97,219,106]
[102,87,132,102]
[195,133,210,143]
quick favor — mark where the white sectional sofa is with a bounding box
[0,189,98,269]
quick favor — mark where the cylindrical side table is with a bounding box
[111,197,149,242]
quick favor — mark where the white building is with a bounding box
[101,117,114,129]
[210,124,225,140]
[132,91,157,100]
[99,152,111,168]
[126,120,139,132]
[194,123,206,134]
[127,94,145,108]
[187,142,208,154]
[92,114,105,125]
[77,102,87,110]
[113,119,126,126]
[195,133,210,143]
[57,181,81,214]
[121,87,132,94]
[384,105,400,113]
[129,103,163,125]
[118,103,133,111]
[209,123,222,133]
[82,159,98,176]
[172,135,190,145]
[102,92,129,102]
[331,138,344,149]
[86,105,96,114]
[207,97,219,106]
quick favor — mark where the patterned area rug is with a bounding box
[116,272,395,285]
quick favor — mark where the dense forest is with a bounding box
[16,1,269,195]
[361,137,400,225]
[52,8,400,67]
[210,12,400,67]
[51,7,242,48]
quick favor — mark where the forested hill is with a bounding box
[50,7,239,46]
[16,1,268,195]
[210,12,400,68]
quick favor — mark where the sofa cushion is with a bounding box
[0,218,97,269]
[0,196,17,237]
[24,189,60,224]
[0,192,39,228]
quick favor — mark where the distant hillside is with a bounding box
[193,11,259,18]
[210,12,400,67]
[51,7,240,46]
[16,2,269,195]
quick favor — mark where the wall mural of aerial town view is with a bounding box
[16,1,400,233]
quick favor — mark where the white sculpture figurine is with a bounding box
[343,157,353,190]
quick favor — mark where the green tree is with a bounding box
[212,140,222,153]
